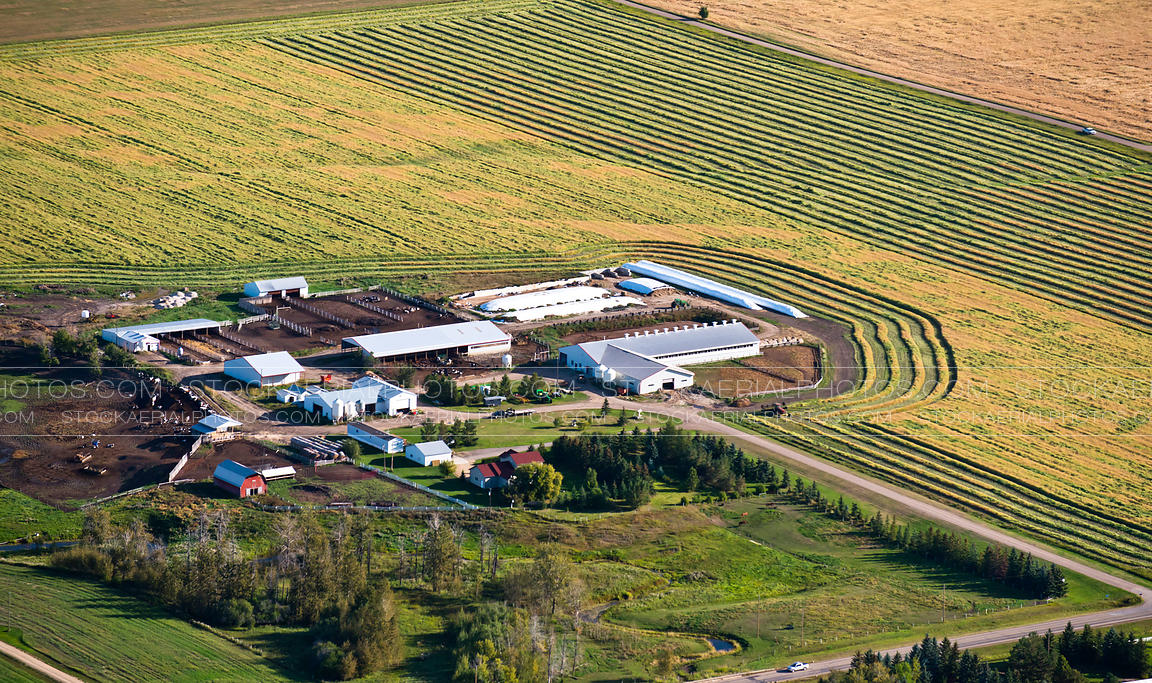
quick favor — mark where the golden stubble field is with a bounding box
[647,0,1152,140]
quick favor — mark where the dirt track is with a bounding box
[0,640,83,683]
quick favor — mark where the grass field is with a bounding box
[0,562,286,681]
[0,0,1150,591]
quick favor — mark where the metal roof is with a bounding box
[622,260,806,317]
[345,321,510,358]
[478,285,607,312]
[309,377,414,410]
[103,318,221,336]
[226,351,304,378]
[407,440,452,457]
[569,321,758,363]
[245,276,308,293]
[260,466,296,479]
[619,277,672,295]
[194,414,243,432]
[213,459,260,487]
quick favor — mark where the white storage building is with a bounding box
[405,440,453,467]
[344,321,511,361]
[223,351,305,387]
[347,422,405,453]
[104,329,160,353]
[243,277,309,299]
[559,320,760,394]
[621,260,806,317]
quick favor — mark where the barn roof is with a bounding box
[618,277,672,295]
[226,351,304,378]
[344,321,510,358]
[246,277,308,293]
[407,440,452,457]
[501,451,545,467]
[103,318,221,337]
[571,321,758,363]
[193,414,243,433]
[213,459,261,487]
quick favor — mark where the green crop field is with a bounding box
[1,0,1150,592]
[0,562,286,681]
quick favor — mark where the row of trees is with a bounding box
[424,372,553,407]
[823,625,1149,683]
[821,637,995,683]
[419,418,480,447]
[547,423,782,509]
[52,509,401,680]
[786,476,1066,599]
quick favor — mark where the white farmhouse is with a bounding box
[301,376,417,422]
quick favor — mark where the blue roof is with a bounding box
[619,277,672,295]
[213,459,260,487]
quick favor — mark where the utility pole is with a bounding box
[801,600,806,647]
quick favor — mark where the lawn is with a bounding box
[389,410,672,451]
[0,490,81,544]
[0,562,288,681]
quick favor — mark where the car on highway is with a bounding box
[786,662,809,672]
[1080,127,1097,135]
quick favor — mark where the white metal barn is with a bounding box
[559,321,760,394]
[302,376,417,422]
[405,440,453,467]
[347,422,405,453]
[243,276,309,298]
[343,321,511,361]
[223,351,305,387]
[102,318,221,353]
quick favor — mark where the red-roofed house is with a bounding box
[469,461,515,489]
[499,450,545,467]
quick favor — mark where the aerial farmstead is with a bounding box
[559,320,761,394]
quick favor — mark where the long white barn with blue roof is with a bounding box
[102,318,222,353]
[559,320,760,394]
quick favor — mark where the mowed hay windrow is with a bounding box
[643,0,1152,141]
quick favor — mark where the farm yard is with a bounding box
[0,0,1149,664]
[0,347,206,505]
[689,344,821,399]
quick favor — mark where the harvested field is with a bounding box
[689,344,820,398]
[0,349,205,505]
[177,438,296,481]
[646,0,1152,141]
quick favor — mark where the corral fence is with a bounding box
[285,296,354,328]
[378,286,451,316]
[348,296,403,321]
[167,435,204,482]
[81,478,196,508]
[271,313,312,337]
[358,463,477,510]
[308,284,382,299]
[239,296,272,315]
[252,503,467,513]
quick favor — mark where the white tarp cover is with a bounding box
[479,286,608,312]
[502,296,645,321]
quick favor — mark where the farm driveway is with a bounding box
[0,641,84,683]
